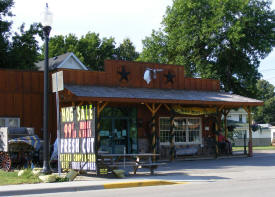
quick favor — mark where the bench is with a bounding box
[108,162,166,175]
[97,153,166,175]
[176,146,199,157]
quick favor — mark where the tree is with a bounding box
[8,23,43,70]
[47,32,116,71]
[77,32,116,71]
[255,79,275,101]
[138,30,168,63]
[254,97,275,124]
[253,79,275,123]
[139,0,275,97]
[47,33,139,71]
[42,34,85,63]
[0,0,43,70]
[0,0,13,67]
[115,38,139,61]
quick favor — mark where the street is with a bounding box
[17,150,275,197]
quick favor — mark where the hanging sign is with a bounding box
[60,105,96,171]
[172,105,216,115]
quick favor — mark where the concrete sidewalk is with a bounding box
[0,153,252,196]
[0,174,188,196]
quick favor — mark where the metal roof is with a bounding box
[64,85,263,106]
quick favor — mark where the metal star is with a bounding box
[118,66,130,82]
[164,71,175,84]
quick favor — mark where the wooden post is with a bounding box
[96,101,108,151]
[152,104,157,160]
[248,106,253,157]
[223,109,230,140]
[145,103,162,161]
[215,106,223,156]
[243,106,253,157]
[164,104,176,161]
[169,111,175,161]
[215,120,219,157]
[96,101,108,176]
[96,102,101,153]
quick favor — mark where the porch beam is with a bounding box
[145,103,153,114]
[99,101,108,114]
[164,104,171,111]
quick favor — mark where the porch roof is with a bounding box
[64,85,263,106]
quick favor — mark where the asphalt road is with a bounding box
[18,150,275,197]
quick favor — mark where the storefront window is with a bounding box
[159,118,170,143]
[188,118,200,143]
[159,117,201,144]
[99,107,137,154]
[175,119,186,142]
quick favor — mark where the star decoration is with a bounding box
[164,71,176,84]
[118,66,130,82]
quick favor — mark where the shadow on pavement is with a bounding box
[155,150,275,172]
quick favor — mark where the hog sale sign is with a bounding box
[60,105,96,171]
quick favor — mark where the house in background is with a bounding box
[35,52,88,71]
[227,108,248,123]
[226,109,273,146]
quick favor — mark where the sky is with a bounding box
[11,0,275,86]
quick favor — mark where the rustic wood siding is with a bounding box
[61,60,220,91]
[0,69,56,141]
[0,60,221,143]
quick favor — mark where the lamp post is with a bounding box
[42,3,53,174]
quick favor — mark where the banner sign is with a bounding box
[172,105,216,115]
[60,105,96,171]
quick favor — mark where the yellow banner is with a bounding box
[172,105,216,115]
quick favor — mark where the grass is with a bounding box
[0,169,41,186]
[232,146,275,151]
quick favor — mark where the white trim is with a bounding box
[159,116,202,146]
[58,52,88,70]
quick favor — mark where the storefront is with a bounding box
[0,60,263,173]
[57,60,263,163]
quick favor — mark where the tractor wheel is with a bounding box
[0,152,11,171]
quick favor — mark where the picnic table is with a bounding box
[97,153,166,175]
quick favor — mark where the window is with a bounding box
[159,117,201,144]
[0,117,20,128]
[239,114,243,123]
[159,118,170,143]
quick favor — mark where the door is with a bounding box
[112,118,128,154]
[99,118,138,154]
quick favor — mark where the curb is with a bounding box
[103,180,186,189]
[0,180,187,196]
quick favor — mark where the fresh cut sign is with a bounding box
[60,105,96,171]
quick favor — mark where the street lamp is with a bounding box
[42,3,53,174]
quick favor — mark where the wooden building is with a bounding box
[0,60,263,160]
